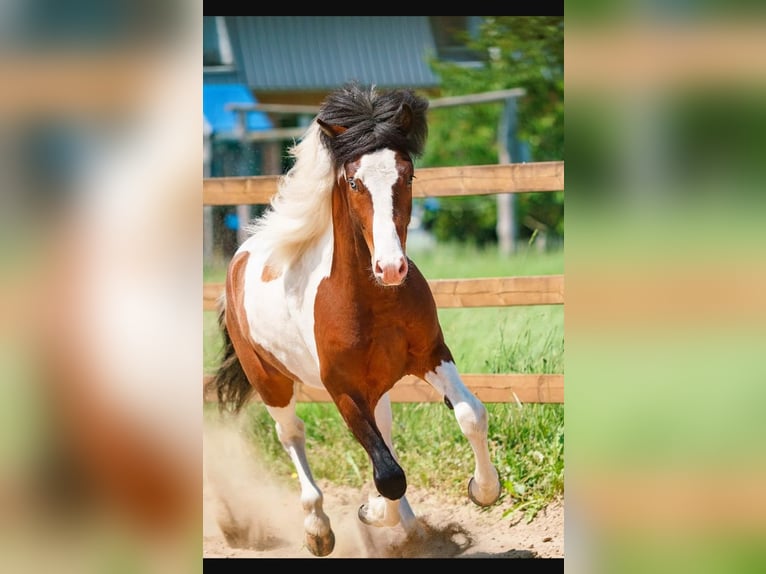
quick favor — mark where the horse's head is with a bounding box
[318,104,417,287]
[342,147,413,286]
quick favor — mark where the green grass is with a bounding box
[204,242,564,521]
[409,241,564,279]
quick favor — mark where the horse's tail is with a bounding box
[206,298,254,415]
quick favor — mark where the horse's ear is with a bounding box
[317,118,348,138]
[396,103,413,134]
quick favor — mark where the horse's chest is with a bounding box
[313,288,413,380]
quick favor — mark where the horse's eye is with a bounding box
[348,178,358,190]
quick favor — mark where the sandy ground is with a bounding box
[203,424,563,559]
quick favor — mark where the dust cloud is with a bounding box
[203,418,478,558]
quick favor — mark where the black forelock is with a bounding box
[317,82,429,169]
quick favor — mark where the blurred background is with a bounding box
[0,1,202,573]
[1,4,766,572]
[565,4,766,574]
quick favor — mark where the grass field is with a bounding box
[203,242,564,521]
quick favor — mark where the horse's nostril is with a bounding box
[375,262,383,274]
[398,260,407,275]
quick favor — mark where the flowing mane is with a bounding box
[246,83,428,271]
[246,121,335,270]
[317,83,428,169]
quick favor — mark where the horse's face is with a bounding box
[342,149,413,286]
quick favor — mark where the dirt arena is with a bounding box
[203,424,563,559]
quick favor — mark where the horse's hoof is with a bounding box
[305,529,335,557]
[358,501,399,527]
[467,475,501,507]
[358,503,372,525]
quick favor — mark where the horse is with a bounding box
[208,83,501,557]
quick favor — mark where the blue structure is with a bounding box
[203,84,273,139]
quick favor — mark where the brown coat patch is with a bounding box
[260,263,281,283]
[225,251,297,408]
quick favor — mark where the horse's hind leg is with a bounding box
[425,360,501,507]
[358,393,422,536]
[266,393,335,557]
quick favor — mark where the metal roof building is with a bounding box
[204,16,448,105]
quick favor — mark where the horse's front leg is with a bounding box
[425,360,501,507]
[265,392,335,557]
[330,388,419,531]
[357,393,421,535]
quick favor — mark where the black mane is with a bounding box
[317,82,429,169]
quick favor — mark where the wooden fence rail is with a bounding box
[203,161,564,205]
[203,373,563,404]
[204,275,564,312]
[203,161,564,404]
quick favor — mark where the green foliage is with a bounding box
[421,196,498,246]
[421,16,564,244]
[494,403,565,523]
[425,16,564,163]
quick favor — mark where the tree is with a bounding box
[420,16,564,246]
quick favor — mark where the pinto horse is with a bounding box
[209,83,501,557]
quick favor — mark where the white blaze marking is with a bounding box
[355,149,403,271]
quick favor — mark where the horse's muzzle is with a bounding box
[375,258,408,286]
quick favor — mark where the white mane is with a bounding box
[246,121,336,270]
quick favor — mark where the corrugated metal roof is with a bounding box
[224,16,440,92]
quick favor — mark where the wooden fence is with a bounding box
[203,160,564,404]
